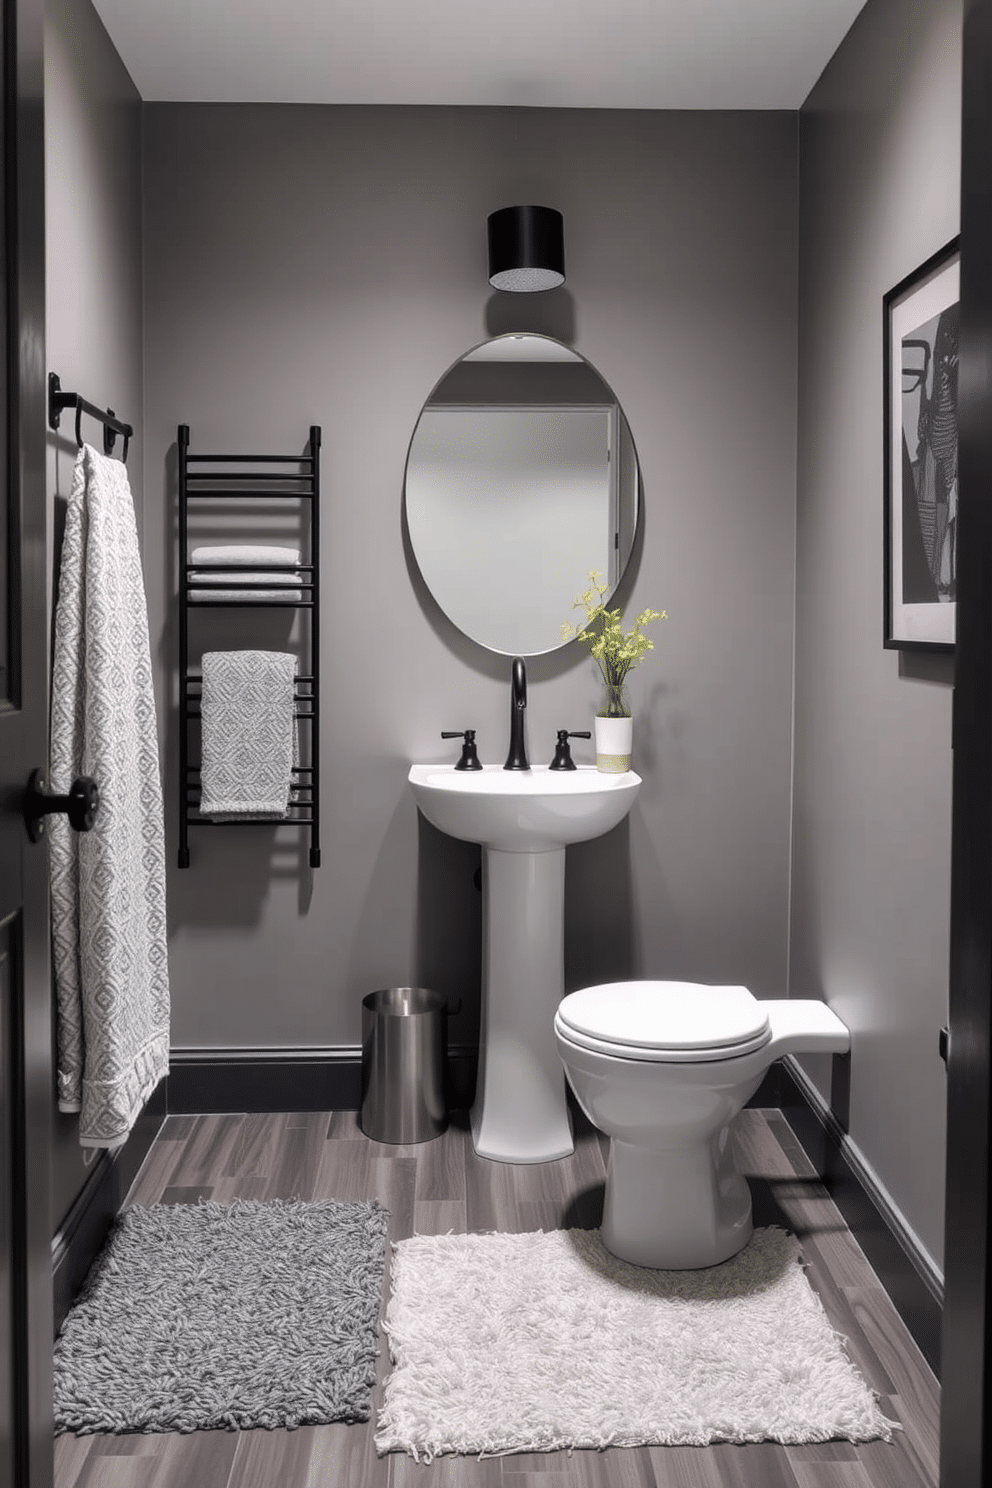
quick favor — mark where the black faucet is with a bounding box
[503,657,529,770]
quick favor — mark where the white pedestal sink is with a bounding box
[408,764,641,1163]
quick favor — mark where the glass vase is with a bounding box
[600,681,631,719]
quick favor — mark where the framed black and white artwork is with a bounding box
[883,236,959,651]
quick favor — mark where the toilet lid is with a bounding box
[555,981,772,1062]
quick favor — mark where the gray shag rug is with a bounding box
[375,1225,898,1461]
[54,1198,388,1435]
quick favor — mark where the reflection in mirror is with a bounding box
[405,334,639,657]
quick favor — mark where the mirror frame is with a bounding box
[404,333,641,657]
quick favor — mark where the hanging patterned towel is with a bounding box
[50,444,170,1151]
[199,650,298,817]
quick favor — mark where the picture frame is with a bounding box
[883,236,960,651]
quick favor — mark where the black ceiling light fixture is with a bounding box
[487,205,565,293]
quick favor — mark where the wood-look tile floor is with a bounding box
[53,1107,939,1488]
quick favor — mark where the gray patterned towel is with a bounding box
[50,444,170,1152]
[200,650,298,817]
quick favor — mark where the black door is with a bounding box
[940,1,992,1484]
[1,0,54,1483]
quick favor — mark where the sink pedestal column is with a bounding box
[471,845,573,1163]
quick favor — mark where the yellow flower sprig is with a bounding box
[561,572,667,717]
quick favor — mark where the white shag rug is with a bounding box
[375,1225,896,1460]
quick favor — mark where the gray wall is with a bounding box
[41,0,960,1285]
[792,0,961,1270]
[45,0,144,1226]
[141,107,799,1055]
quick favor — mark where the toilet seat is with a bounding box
[555,981,772,1063]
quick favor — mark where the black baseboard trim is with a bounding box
[51,1077,168,1334]
[776,1055,942,1378]
[168,1045,479,1115]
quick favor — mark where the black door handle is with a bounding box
[24,769,100,842]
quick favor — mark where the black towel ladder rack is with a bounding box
[177,423,321,870]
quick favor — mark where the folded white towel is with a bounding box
[200,650,298,817]
[190,591,303,602]
[191,544,301,567]
[189,569,303,601]
[190,569,301,585]
[190,592,303,602]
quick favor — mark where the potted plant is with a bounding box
[561,572,667,772]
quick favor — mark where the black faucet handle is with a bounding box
[549,730,592,771]
[441,729,483,771]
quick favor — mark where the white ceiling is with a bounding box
[90,0,869,110]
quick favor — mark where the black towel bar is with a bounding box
[48,372,132,461]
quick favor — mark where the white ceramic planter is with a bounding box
[594,714,633,773]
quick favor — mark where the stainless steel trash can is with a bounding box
[360,987,447,1144]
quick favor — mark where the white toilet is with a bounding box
[554,981,850,1270]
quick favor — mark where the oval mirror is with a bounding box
[405,333,640,656]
